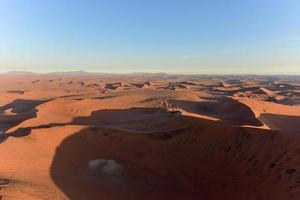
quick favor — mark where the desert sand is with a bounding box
[0,72,300,199]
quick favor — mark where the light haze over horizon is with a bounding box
[0,0,300,75]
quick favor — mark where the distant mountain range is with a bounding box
[1,71,40,75]
[0,71,169,76]
[1,71,300,78]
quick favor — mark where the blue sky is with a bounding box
[0,0,300,74]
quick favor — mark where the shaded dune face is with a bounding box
[50,109,300,200]
[259,113,300,132]
[197,98,263,126]
[51,129,200,200]
[172,97,263,127]
[5,107,184,140]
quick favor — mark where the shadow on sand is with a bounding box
[8,107,203,199]
[3,107,300,200]
[2,107,184,142]
[259,113,300,133]
[0,99,50,134]
[50,125,203,200]
[170,97,264,127]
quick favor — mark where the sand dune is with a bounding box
[0,74,300,199]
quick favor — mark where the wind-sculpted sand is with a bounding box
[0,73,300,199]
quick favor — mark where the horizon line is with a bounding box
[1,70,300,76]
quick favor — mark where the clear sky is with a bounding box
[0,0,300,74]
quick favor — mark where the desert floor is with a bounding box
[0,73,300,200]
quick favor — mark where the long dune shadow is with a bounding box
[1,100,265,144]
[2,107,184,143]
[0,99,50,133]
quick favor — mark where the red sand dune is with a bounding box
[0,74,300,200]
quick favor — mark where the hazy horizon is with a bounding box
[2,70,300,76]
[1,0,300,74]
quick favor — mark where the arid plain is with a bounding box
[1,72,300,200]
